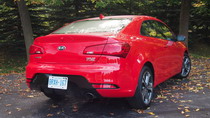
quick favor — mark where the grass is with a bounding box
[0,57,26,74]
[189,41,210,58]
[0,45,27,74]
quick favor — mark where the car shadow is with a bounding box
[30,77,190,118]
[31,96,142,118]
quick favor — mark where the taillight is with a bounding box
[83,43,130,58]
[83,44,105,55]
[29,45,44,54]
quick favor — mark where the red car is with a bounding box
[26,15,191,109]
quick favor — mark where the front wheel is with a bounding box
[128,66,154,109]
[176,53,191,78]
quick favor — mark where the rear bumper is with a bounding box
[26,63,136,98]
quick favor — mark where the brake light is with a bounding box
[29,45,44,54]
[83,44,104,55]
[83,43,130,58]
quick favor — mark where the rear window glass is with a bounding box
[52,18,132,34]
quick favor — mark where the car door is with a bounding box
[140,20,172,83]
[152,21,183,77]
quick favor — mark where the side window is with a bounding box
[153,21,174,40]
[140,20,175,40]
[141,21,157,37]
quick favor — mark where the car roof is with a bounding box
[80,15,157,21]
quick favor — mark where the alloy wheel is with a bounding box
[141,71,153,105]
[181,55,191,77]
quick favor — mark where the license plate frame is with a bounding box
[48,76,68,90]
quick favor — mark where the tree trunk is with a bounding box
[17,0,34,61]
[179,0,192,47]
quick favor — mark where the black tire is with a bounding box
[176,53,191,78]
[42,88,66,101]
[128,66,154,109]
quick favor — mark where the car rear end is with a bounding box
[26,17,138,98]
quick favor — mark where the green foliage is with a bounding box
[0,0,209,73]
[0,0,209,49]
[0,0,22,44]
[28,4,53,37]
[189,0,210,42]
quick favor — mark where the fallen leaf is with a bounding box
[197,87,204,90]
[156,95,167,99]
[25,88,30,92]
[134,109,144,114]
[179,100,192,103]
[181,111,185,114]
[27,95,34,98]
[185,109,190,112]
[185,114,190,117]
[47,114,53,117]
[5,104,12,107]
[8,111,12,115]
[51,104,58,108]
[16,107,22,111]
[195,108,200,111]
[178,107,182,110]
[147,112,155,115]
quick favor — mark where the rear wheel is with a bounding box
[128,66,154,109]
[176,53,191,78]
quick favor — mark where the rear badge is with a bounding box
[58,46,66,51]
[86,57,96,62]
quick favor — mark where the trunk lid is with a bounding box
[32,34,111,64]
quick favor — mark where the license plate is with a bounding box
[48,76,68,90]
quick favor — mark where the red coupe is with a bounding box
[26,15,191,109]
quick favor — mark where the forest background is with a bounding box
[0,0,209,73]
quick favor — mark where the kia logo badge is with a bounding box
[58,46,66,51]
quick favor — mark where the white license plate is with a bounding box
[48,76,68,90]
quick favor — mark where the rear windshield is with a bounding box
[52,18,132,34]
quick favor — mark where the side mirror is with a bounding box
[177,35,186,41]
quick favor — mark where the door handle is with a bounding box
[165,41,174,48]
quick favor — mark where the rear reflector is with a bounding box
[83,43,130,58]
[92,84,118,89]
[29,45,44,54]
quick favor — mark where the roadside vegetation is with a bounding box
[0,0,209,74]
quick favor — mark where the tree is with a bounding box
[17,0,34,60]
[16,0,65,60]
[179,0,192,47]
